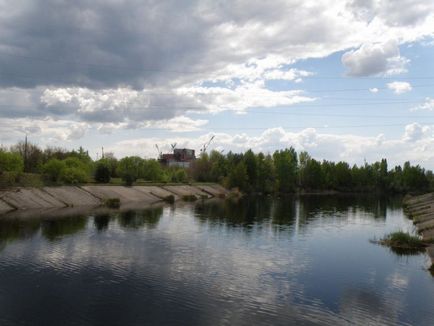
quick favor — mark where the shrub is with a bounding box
[117,156,143,186]
[0,171,18,188]
[104,198,120,208]
[42,159,67,183]
[64,157,91,174]
[379,231,426,249]
[163,195,175,204]
[142,159,164,182]
[0,151,24,173]
[384,231,425,248]
[182,194,197,201]
[172,169,188,183]
[94,160,111,183]
[60,167,88,185]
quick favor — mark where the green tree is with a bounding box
[190,153,211,182]
[0,151,24,173]
[209,150,228,182]
[142,159,164,182]
[94,159,111,183]
[42,159,67,183]
[228,162,249,191]
[335,161,352,189]
[256,153,275,194]
[243,149,258,191]
[60,167,88,184]
[117,156,144,186]
[273,148,298,192]
[171,168,188,183]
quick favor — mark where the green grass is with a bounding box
[380,231,426,249]
[182,194,197,202]
[104,198,121,208]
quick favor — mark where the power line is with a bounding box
[86,122,434,132]
[1,52,434,81]
[0,99,427,112]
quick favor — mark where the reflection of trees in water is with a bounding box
[0,218,41,251]
[386,246,426,257]
[117,207,163,229]
[194,196,274,228]
[93,214,111,232]
[271,195,296,226]
[0,215,88,248]
[194,195,402,232]
[41,216,87,241]
[298,195,401,222]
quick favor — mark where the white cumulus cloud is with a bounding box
[341,41,409,76]
[387,81,412,94]
[411,97,434,111]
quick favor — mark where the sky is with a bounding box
[0,0,433,167]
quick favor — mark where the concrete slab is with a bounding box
[44,186,101,207]
[195,185,226,197]
[405,193,434,206]
[421,228,434,241]
[414,214,434,224]
[82,186,158,205]
[0,184,225,213]
[1,188,66,210]
[162,185,211,198]
[208,184,229,194]
[0,199,14,214]
[133,186,179,201]
[412,208,434,218]
[416,219,434,232]
[409,204,434,213]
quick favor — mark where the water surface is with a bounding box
[0,195,433,325]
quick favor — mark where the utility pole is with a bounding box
[102,146,105,159]
[24,134,28,172]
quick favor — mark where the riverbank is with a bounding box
[403,193,434,267]
[0,184,231,216]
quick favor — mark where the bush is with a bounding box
[16,173,44,187]
[171,169,188,183]
[42,159,67,183]
[104,198,120,208]
[182,194,197,201]
[94,160,111,183]
[117,156,143,186]
[0,171,18,188]
[60,167,88,185]
[163,195,175,204]
[64,157,91,174]
[142,159,164,182]
[0,151,24,173]
[379,231,426,249]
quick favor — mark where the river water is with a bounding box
[0,195,433,325]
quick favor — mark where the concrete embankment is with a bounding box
[403,193,434,266]
[0,184,230,216]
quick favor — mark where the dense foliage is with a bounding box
[190,149,433,194]
[0,142,432,193]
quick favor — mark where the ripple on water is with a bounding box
[0,195,433,326]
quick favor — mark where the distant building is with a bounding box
[160,148,196,168]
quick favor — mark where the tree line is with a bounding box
[190,149,433,194]
[0,141,432,194]
[0,141,187,187]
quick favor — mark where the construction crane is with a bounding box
[200,135,215,154]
